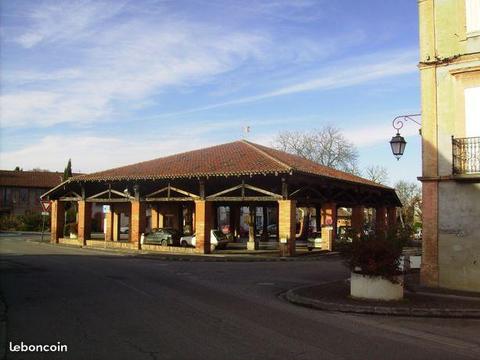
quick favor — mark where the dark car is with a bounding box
[141,228,179,246]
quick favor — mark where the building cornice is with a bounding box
[418,52,480,70]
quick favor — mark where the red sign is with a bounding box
[41,200,51,212]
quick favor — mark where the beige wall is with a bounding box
[438,182,480,291]
[419,0,480,291]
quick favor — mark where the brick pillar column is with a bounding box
[351,205,364,239]
[375,206,387,239]
[130,200,145,249]
[421,181,439,287]
[194,200,212,254]
[151,205,159,229]
[321,202,337,241]
[50,200,65,244]
[278,200,296,256]
[113,208,120,241]
[105,207,113,241]
[78,201,92,246]
[387,207,397,228]
[321,227,333,251]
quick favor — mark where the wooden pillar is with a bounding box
[178,205,184,235]
[278,200,296,256]
[375,206,387,239]
[77,200,92,246]
[262,206,268,241]
[130,200,145,249]
[151,205,159,229]
[105,206,113,241]
[351,205,365,239]
[230,205,240,240]
[50,200,65,244]
[315,205,321,232]
[321,202,337,241]
[213,205,219,230]
[387,207,397,228]
[247,206,258,250]
[194,200,212,254]
[229,206,235,237]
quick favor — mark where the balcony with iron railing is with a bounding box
[452,136,480,176]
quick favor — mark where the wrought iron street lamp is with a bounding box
[390,114,421,160]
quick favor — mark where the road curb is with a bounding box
[285,283,480,318]
[0,293,7,360]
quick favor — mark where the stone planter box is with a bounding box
[350,272,404,301]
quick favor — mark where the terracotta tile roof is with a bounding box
[245,141,391,188]
[73,140,391,189]
[0,170,65,188]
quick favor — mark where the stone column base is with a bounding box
[247,241,259,251]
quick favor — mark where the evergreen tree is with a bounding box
[63,159,72,181]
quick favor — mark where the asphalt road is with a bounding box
[1,236,480,360]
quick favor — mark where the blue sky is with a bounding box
[0,0,421,186]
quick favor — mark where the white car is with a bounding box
[180,230,229,251]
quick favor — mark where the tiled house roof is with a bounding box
[0,170,65,188]
[73,140,390,189]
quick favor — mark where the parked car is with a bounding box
[307,231,322,251]
[120,226,129,234]
[141,228,180,246]
[259,224,277,237]
[180,229,229,251]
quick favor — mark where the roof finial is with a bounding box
[243,125,250,139]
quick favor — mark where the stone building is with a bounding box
[42,140,400,255]
[418,0,480,291]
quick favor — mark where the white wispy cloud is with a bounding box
[2,2,268,128]
[0,135,211,173]
[151,49,419,118]
[344,121,420,148]
[1,0,417,134]
[16,0,127,48]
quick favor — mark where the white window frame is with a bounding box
[466,0,480,36]
[465,86,480,138]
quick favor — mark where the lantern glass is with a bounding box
[390,133,407,160]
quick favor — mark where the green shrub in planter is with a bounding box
[341,225,409,283]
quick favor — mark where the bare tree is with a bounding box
[394,181,422,228]
[364,165,389,185]
[273,125,360,174]
[31,168,50,172]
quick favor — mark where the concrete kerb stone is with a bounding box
[26,239,339,262]
[285,283,480,318]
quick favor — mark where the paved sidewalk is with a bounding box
[27,238,339,262]
[286,272,480,318]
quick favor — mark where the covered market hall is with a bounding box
[42,140,401,256]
